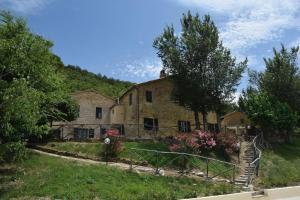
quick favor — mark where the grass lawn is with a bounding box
[0,152,238,200]
[256,137,300,187]
[41,141,169,159]
[40,141,236,179]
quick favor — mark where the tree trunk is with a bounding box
[194,110,200,130]
[202,112,207,131]
[285,131,291,144]
[216,112,221,133]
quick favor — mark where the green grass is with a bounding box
[41,141,236,179]
[0,152,238,200]
[41,141,169,159]
[256,137,300,187]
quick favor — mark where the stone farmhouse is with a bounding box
[53,72,218,140]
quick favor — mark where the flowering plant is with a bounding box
[215,132,239,160]
[102,129,123,160]
[170,130,216,154]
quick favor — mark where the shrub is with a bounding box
[169,130,216,154]
[215,132,239,160]
[102,129,123,161]
[2,142,27,163]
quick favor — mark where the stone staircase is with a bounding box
[235,140,255,186]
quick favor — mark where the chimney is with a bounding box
[160,70,166,79]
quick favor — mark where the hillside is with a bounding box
[61,65,134,98]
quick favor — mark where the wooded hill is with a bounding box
[60,65,134,98]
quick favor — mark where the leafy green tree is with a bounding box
[0,11,78,145]
[153,12,246,130]
[239,91,297,142]
[250,45,300,115]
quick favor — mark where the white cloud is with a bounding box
[112,59,163,82]
[176,0,300,51]
[0,0,50,14]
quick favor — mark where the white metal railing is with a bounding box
[247,131,264,186]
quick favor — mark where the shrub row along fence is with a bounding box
[125,147,240,182]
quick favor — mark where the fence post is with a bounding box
[181,154,185,174]
[129,149,133,171]
[206,158,209,179]
[155,151,159,175]
[232,165,236,183]
[247,162,250,186]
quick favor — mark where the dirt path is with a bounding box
[30,149,156,174]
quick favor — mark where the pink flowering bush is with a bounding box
[102,129,123,160]
[170,130,216,154]
[215,132,239,161]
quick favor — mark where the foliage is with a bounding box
[0,153,237,199]
[215,132,239,160]
[245,45,300,131]
[239,91,298,140]
[252,45,300,114]
[153,12,246,129]
[1,142,27,163]
[169,130,216,154]
[61,65,133,98]
[0,11,78,145]
[257,137,300,187]
[102,129,124,160]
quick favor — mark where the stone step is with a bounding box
[252,195,265,199]
[235,179,247,183]
[235,182,246,186]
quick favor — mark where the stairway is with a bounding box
[235,140,255,186]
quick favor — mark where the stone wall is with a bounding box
[53,90,115,139]
[114,78,218,138]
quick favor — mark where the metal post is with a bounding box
[181,154,184,174]
[129,150,133,171]
[155,151,159,175]
[247,163,250,186]
[206,158,209,179]
[232,165,236,182]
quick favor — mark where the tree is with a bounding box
[153,12,246,130]
[0,11,78,145]
[239,91,297,142]
[250,45,300,115]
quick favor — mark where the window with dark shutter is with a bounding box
[144,118,158,130]
[129,93,132,105]
[146,91,152,103]
[178,121,191,133]
[96,107,102,119]
[89,129,94,138]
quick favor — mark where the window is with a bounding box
[146,91,152,103]
[74,128,88,140]
[129,93,132,105]
[207,123,218,133]
[101,128,107,135]
[96,107,102,119]
[144,118,158,131]
[178,121,191,133]
[89,129,94,138]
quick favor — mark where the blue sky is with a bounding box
[1,0,300,95]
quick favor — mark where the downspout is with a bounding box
[137,86,140,137]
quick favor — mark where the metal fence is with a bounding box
[246,131,264,186]
[126,147,240,182]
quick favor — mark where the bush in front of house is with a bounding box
[169,130,216,154]
[1,142,27,163]
[215,132,239,161]
[102,129,123,161]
